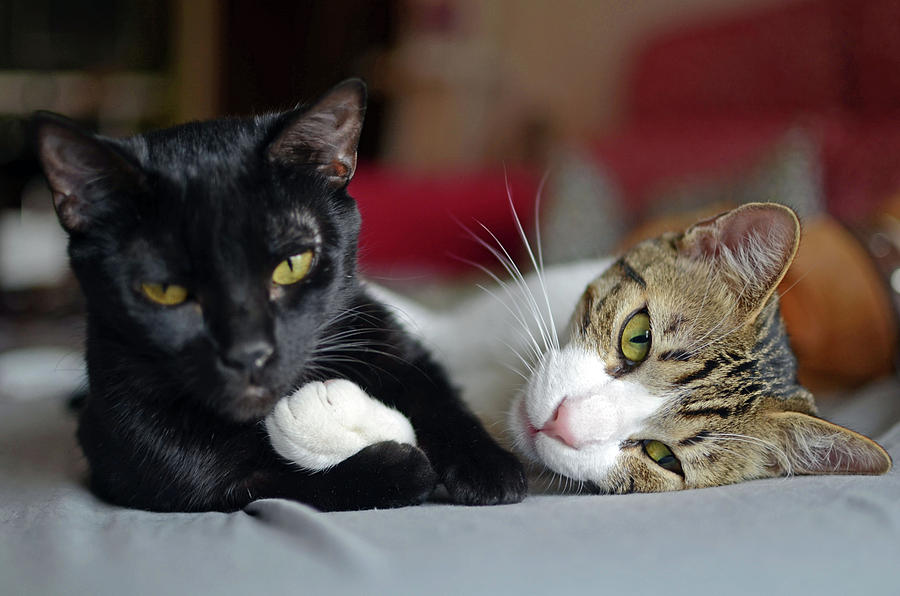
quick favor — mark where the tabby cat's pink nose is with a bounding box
[540,400,578,448]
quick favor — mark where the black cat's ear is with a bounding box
[678,202,800,318]
[766,411,892,476]
[267,78,367,187]
[33,112,140,233]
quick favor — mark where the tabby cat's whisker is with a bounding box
[455,236,546,358]
[474,281,547,364]
[456,232,549,363]
[497,340,537,376]
[504,169,559,351]
[774,269,811,299]
[473,220,555,354]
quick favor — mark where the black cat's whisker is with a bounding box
[318,307,385,333]
[316,303,386,329]
[311,330,437,387]
[313,327,388,346]
[327,345,416,367]
[309,354,403,385]
[311,338,409,365]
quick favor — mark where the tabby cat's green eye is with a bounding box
[141,283,188,306]
[620,311,651,363]
[272,250,314,285]
[643,440,684,475]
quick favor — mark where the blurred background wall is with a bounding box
[0,0,788,200]
[2,0,900,393]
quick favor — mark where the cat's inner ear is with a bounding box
[33,112,140,233]
[678,202,800,317]
[268,78,367,187]
[766,411,892,476]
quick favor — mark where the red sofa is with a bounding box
[595,0,900,221]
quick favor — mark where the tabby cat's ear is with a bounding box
[678,202,800,318]
[33,112,141,233]
[767,411,892,476]
[268,78,367,188]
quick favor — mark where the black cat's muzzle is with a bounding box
[226,383,279,422]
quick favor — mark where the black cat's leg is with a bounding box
[244,441,437,512]
[327,298,527,505]
[79,401,436,513]
[383,355,528,506]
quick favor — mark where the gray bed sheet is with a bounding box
[2,380,899,596]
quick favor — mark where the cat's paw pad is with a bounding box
[265,379,416,471]
[442,444,528,506]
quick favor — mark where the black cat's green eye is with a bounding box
[272,250,314,285]
[620,311,651,363]
[643,440,683,475]
[141,283,188,306]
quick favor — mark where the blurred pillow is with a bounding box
[538,128,823,264]
[642,127,824,222]
[537,149,627,265]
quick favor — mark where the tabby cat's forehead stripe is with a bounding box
[616,258,646,288]
[581,282,622,335]
[673,358,720,385]
[738,383,764,395]
[682,405,732,419]
[733,395,759,415]
[678,431,712,446]
[664,315,685,335]
[724,360,756,376]
[658,349,691,362]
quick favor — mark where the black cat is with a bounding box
[33,79,526,512]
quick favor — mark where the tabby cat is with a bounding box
[378,202,892,494]
[33,79,525,512]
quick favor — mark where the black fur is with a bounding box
[33,79,526,512]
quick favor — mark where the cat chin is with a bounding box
[533,435,621,484]
[508,392,621,484]
[221,384,281,422]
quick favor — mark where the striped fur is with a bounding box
[509,204,891,493]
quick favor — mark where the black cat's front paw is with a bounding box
[440,444,527,506]
[337,441,437,510]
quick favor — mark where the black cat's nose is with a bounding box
[223,341,274,372]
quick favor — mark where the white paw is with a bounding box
[265,379,416,471]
